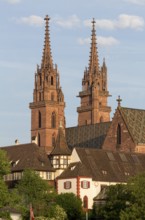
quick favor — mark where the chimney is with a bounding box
[31,136,38,145]
[15,139,20,145]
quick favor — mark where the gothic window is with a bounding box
[52,135,55,146]
[39,92,41,101]
[97,83,100,90]
[51,76,53,85]
[51,112,56,128]
[100,116,103,122]
[117,124,121,145]
[51,92,54,101]
[83,196,88,209]
[38,111,41,128]
[38,133,41,147]
[40,76,42,86]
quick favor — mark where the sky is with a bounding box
[0,0,145,146]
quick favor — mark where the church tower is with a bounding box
[77,18,111,126]
[29,15,65,153]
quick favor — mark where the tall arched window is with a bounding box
[100,116,103,122]
[38,133,41,147]
[51,92,54,101]
[117,124,121,145]
[83,196,88,209]
[38,111,41,128]
[51,112,56,128]
[39,92,41,101]
[51,76,53,85]
[52,135,55,147]
[40,76,42,86]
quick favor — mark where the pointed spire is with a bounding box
[41,15,53,69]
[88,18,100,77]
[50,127,71,155]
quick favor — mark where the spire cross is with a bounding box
[116,95,122,107]
[92,18,96,29]
[44,15,50,22]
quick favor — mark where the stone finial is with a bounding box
[116,95,122,107]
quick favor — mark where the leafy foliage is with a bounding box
[95,184,131,220]
[0,178,10,208]
[93,172,145,220]
[16,169,55,217]
[0,149,10,177]
[56,193,84,220]
[120,172,145,220]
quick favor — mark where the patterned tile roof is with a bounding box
[50,127,71,155]
[58,148,145,183]
[66,122,111,149]
[1,143,54,172]
[120,107,145,144]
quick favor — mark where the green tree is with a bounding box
[0,150,11,219]
[95,184,131,220]
[17,169,54,217]
[0,178,10,208]
[120,172,145,220]
[56,193,84,220]
[46,204,67,220]
[0,149,10,177]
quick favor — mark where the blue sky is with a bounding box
[0,0,145,146]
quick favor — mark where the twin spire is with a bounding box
[88,18,100,77]
[41,15,53,70]
[41,16,100,77]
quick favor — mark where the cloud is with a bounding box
[4,0,21,4]
[78,36,119,47]
[84,19,115,30]
[84,14,144,30]
[17,15,44,27]
[116,14,144,30]
[54,15,81,29]
[124,0,145,5]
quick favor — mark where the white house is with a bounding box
[57,147,145,209]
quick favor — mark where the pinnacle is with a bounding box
[41,15,53,70]
[88,18,100,78]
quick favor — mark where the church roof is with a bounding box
[50,127,71,155]
[66,122,111,149]
[1,143,54,172]
[119,107,145,144]
[58,148,145,183]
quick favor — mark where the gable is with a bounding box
[120,107,145,145]
[103,107,136,152]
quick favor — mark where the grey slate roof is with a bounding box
[119,107,145,144]
[66,122,111,149]
[58,148,145,183]
[1,143,54,172]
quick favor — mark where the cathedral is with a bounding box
[2,15,145,209]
